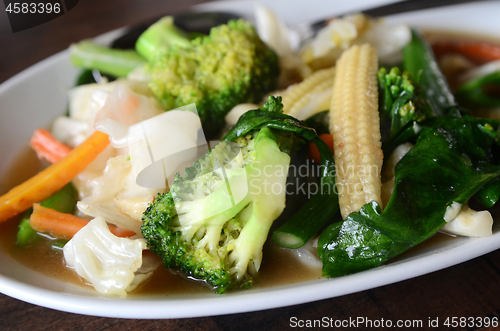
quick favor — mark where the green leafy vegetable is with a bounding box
[318,29,500,278]
[319,123,500,277]
[403,30,458,117]
[456,71,500,108]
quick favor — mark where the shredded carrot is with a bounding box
[110,225,137,238]
[30,204,136,239]
[308,134,334,164]
[29,129,72,164]
[432,40,500,64]
[0,131,109,222]
[30,204,89,239]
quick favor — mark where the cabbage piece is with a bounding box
[287,238,322,269]
[299,14,411,70]
[63,217,149,297]
[76,154,160,233]
[73,84,165,202]
[254,3,311,86]
[94,84,163,147]
[53,80,157,149]
[442,204,493,237]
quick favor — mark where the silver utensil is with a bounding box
[112,0,482,49]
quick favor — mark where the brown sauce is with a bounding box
[0,139,323,296]
[135,241,322,296]
[0,216,89,289]
[0,213,322,295]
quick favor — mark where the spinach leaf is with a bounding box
[318,30,500,278]
[425,115,500,163]
[318,124,500,277]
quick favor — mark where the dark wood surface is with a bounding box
[1,0,500,330]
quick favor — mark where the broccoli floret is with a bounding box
[378,67,433,148]
[141,96,339,293]
[142,129,290,293]
[69,17,279,139]
[378,67,417,132]
[146,19,280,138]
[135,16,192,62]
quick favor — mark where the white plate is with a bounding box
[1,0,500,319]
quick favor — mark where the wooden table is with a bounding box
[1,0,500,329]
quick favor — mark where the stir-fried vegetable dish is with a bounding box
[1,4,500,297]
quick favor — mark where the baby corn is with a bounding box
[282,66,335,116]
[330,44,383,219]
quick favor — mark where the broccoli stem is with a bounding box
[16,182,78,247]
[230,127,290,279]
[224,100,340,249]
[135,16,192,62]
[70,40,146,78]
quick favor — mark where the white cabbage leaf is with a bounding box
[442,204,493,237]
[291,88,332,120]
[63,217,152,297]
[380,143,493,238]
[299,14,411,69]
[94,84,163,147]
[287,237,322,269]
[254,3,311,87]
[76,154,160,233]
[52,80,156,148]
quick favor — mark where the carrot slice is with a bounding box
[30,204,89,239]
[29,129,72,164]
[0,131,109,222]
[432,40,500,64]
[308,133,334,164]
[110,225,137,238]
[30,204,136,239]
